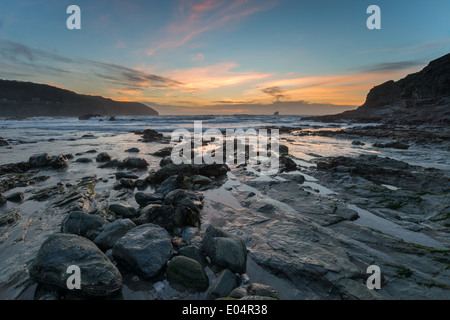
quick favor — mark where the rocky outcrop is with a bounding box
[305,53,450,124]
[315,154,450,193]
[0,80,159,118]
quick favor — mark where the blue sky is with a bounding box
[1,0,449,114]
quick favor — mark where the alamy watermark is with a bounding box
[170,121,280,175]
[366,265,381,290]
[66,265,81,290]
[66,5,381,31]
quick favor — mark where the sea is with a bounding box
[0,114,448,170]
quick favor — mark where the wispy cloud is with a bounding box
[353,37,450,55]
[0,40,183,92]
[86,60,183,89]
[355,60,425,73]
[146,0,278,55]
[0,39,73,63]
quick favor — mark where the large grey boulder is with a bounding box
[29,233,122,297]
[93,219,136,251]
[112,224,173,279]
[61,211,109,241]
[202,225,247,273]
[166,256,209,291]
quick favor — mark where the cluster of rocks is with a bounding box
[133,128,168,143]
[26,152,279,300]
[30,203,277,299]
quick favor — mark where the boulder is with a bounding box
[29,153,52,167]
[279,156,297,173]
[78,114,102,120]
[98,160,123,168]
[123,157,148,169]
[133,203,196,232]
[61,211,109,241]
[197,163,229,177]
[279,144,289,155]
[151,163,198,184]
[112,224,173,279]
[142,129,164,142]
[373,141,409,150]
[119,178,136,189]
[125,147,140,153]
[109,203,137,218]
[135,179,148,189]
[156,175,183,195]
[202,225,247,273]
[135,192,164,207]
[153,147,173,157]
[0,138,9,146]
[159,156,173,167]
[76,158,92,163]
[163,189,204,228]
[50,155,68,169]
[29,233,122,297]
[96,152,112,162]
[6,192,24,202]
[207,269,237,300]
[178,245,206,267]
[166,256,209,290]
[191,175,213,186]
[94,219,136,251]
[115,172,139,180]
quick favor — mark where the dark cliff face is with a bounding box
[304,53,450,124]
[0,80,159,117]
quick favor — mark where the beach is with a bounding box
[0,115,449,300]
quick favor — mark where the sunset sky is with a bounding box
[1,0,449,115]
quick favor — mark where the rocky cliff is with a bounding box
[305,53,450,124]
[0,80,159,118]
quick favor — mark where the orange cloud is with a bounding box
[166,62,271,91]
[253,68,423,105]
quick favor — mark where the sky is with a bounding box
[0,0,449,115]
